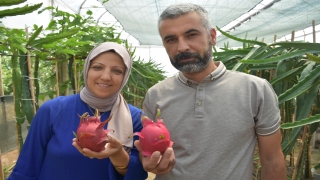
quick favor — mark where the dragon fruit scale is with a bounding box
[74,109,113,152]
[134,109,173,156]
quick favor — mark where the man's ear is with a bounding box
[210,28,217,46]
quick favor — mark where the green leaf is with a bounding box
[216,26,267,47]
[11,43,27,54]
[270,42,320,50]
[281,66,320,155]
[255,46,286,60]
[248,64,277,70]
[26,26,43,46]
[214,49,250,56]
[32,29,79,46]
[240,49,320,64]
[269,65,307,85]
[0,3,43,18]
[11,50,24,125]
[86,10,93,15]
[232,46,260,71]
[278,65,320,104]
[19,51,35,124]
[60,49,75,55]
[281,114,320,129]
[0,0,26,6]
[0,45,11,51]
[306,53,320,63]
[121,89,144,99]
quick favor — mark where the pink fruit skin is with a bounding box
[134,113,173,156]
[76,112,113,152]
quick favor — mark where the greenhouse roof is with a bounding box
[1,0,320,47]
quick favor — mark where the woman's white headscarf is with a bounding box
[80,42,133,149]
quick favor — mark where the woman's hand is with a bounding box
[72,135,123,159]
[73,136,130,175]
[134,140,175,175]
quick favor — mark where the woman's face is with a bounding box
[86,51,126,99]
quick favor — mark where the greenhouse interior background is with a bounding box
[1,0,320,77]
[0,0,320,179]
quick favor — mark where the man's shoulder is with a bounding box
[149,75,178,90]
[225,70,267,83]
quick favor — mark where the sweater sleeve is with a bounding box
[255,80,281,135]
[108,105,148,180]
[7,99,58,180]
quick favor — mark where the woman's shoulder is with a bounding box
[127,104,142,113]
[40,94,79,109]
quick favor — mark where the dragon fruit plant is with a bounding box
[73,109,113,152]
[134,109,173,156]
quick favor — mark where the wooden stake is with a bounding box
[312,20,316,43]
[0,149,4,180]
[73,56,77,93]
[55,59,60,96]
[291,31,295,42]
[77,65,81,93]
[291,126,307,179]
[0,56,4,96]
[311,20,317,149]
[25,27,36,115]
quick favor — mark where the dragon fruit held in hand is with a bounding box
[74,109,113,152]
[134,109,173,156]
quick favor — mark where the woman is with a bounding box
[7,42,148,180]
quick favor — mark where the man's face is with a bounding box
[159,12,216,73]
[171,43,212,73]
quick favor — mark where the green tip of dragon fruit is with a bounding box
[72,131,78,140]
[156,109,161,118]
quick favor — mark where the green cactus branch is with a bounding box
[0,3,42,18]
[306,53,320,63]
[0,0,26,6]
[270,42,320,50]
[239,49,320,64]
[278,65,320,104]
[216,26,267,47]
[281,113,320,129]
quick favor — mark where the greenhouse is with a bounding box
[0,0,320,179]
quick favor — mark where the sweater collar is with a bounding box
[177,61,226,87]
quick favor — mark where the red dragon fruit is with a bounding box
[134,109,173,156]
[73,109,113,152]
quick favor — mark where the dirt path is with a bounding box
[1,146,319,180]
[0,149,156,179]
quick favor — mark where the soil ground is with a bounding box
[1,144,319,180]
[0,149,157,180]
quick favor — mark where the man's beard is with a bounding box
[170,46,212,73]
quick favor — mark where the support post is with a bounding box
[0,150,5,180]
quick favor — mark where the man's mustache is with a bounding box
[174,52,201,62]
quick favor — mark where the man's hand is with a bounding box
[134,140,175,174]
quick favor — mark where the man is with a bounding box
[134,3,286,179]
